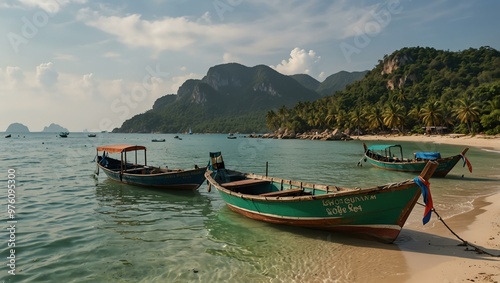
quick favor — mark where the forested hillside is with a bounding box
[266,46,500,135]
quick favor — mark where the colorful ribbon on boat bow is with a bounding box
[460,154,472,173]
[413,176,434,225]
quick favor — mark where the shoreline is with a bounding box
[402,193,500,282]
[356,133,500,282]
[353,133,500,152]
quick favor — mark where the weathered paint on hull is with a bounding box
[100,166,207,191]
[217,184,421,243]
[366,156,461,177]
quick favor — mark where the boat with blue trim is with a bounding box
[361,143,471,177]
[96,144,206,191]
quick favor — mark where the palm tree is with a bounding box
[366,106,384,132]
[325,108,336,128]
[277,105,289,126]
[336,109,348,130]
[453,95,481,134]
[349,107,365,135]
[266,110,279,130]
[440,103,455,130]
[420,100,443,128]
[408,104,422,129]
[383,103,405,133]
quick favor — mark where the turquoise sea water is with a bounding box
[1,133,499,282]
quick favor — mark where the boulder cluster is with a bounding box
[248,128,352,141]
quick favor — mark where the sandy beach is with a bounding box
[355,133,500,152]
[357,134,500,283]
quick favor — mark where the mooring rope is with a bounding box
[416,202,499,257]
[356,150,368,167]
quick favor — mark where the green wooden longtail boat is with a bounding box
[361,143,471,177]
[205,152,438,243]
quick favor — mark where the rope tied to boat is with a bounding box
[416,202,499,257]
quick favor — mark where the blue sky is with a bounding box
[1,0,499,132]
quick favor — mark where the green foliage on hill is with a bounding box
[267,46,500,135]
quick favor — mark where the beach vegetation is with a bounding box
[269,46,500,135]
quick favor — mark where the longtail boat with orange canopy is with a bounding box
[95,144,206,191]
[205,152,439,243]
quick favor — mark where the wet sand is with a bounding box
[356,134,500,282]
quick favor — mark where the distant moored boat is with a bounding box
[361,143,471,177]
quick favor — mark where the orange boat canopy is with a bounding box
[96,144,147,154]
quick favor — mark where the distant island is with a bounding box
[42,123,69,133]
[5,123,30,132]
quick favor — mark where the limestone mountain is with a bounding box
[115,63,325,133]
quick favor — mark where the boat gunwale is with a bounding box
[204,169,417,202]
[98,162,207,176]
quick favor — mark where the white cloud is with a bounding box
[6,66,24,84]
[170,73,202,94]
[79,73,96,91]
[318,72,327,82]
[271,47,321,77]
[35,62,58,87]
[17,0,87,14]
[80,13,208,56]
[222,52,240,63]
[197,11,211,24]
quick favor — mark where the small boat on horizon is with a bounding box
[361,143,471,177]
[87,133,97,137]
[5,134,11,138]
[151,138,165,142]
[227,133,237,139]
[205,152,438,243]
[59,132,69,138]
[95,144,207,191]
[174,135,182,140]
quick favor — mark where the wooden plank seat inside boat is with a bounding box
[123,167,147,173]
[260,188,303,197]
[221,179,270,189]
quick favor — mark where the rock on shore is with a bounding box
[248,128,352,141]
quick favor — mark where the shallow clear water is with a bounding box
[1,133,499,282]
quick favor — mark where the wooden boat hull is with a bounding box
[96,145,206,191]
[363,144,468,177]
[205,160,437,243]
[220,186,420,242]
[365,155,461,177]
[99,164,206,190]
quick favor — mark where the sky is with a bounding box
[0,0,499,132]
